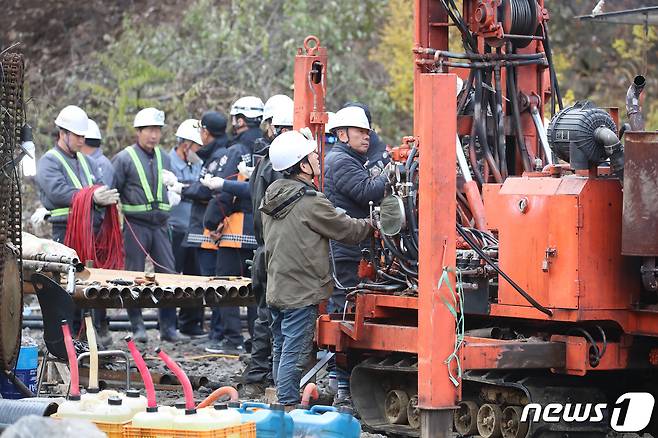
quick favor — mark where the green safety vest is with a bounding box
[121,146,171,213]
[49,149,94,218]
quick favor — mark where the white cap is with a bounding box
[263,94,293,122]
[175,119,203,145]
[85,119,102,140]
[55,105,89,136]
[331,106,370,131]
[134,107,165,128]
[271,101,294,128]
[230,96,264,119]
[270,130,317,172]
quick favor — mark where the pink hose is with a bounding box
[301,383,319,406]
[156,347,195,411]
[61,320,80,398]
[125,336,157,408]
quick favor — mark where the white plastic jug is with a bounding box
[132,406,175,430]
[56,395,95,421]
[172,409,218,431]
[122,389,148,416]
[89,396,133,424]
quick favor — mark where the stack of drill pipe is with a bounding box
[73,268,254,308]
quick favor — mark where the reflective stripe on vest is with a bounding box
[48,149,94,217]
[122,146,171,213]
[49,149,94,189]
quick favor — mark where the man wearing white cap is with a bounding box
[112,107,181,342]
[35,105,118,242]
[82,119,115,188]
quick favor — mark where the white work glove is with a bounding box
[201,173,225,190]
[93,186,120,206]
[30,207,51,228]
[238,161,254,179]
[168,181,185,195]
[167,189,181,207]
[161,169,179,187]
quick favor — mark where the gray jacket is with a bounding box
[261,178,373,310]
[36,147,101,224]
[112,143,172,228]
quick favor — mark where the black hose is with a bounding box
[506,61,532,172]
[381,235,418,277]
[407,160,420,252]
[457,224,553,316]
[542,23,563,111]
[358,283,407,292]
[494,63,508,178]
[378,269,408,284]
[458,69,475,115]
[474,71,503,182]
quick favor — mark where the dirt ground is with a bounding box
[21,299,386,437]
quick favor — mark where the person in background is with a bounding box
[112,107,182,343]
[166,119,204,337]
[82,119,115,188]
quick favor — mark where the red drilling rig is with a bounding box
[292,1,658,437]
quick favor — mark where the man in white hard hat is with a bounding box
[82,119,115,188]
[166,119,205,337]
[260,130,373,409]
[324,105,388,407]
[229,95,265,165]
[35,105,118,243]
[112,107,181,343]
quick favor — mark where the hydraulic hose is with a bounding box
[456,224,553,316]
[301,383,319,407]
[125,336,157,409]
[61,320,80,398]
[494,64,508,177]
[506,64,533,172]
[156,347,195,411]
[84,314,99,392]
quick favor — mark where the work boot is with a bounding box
[128,310,148,343]
[332,392,353,410]
[238,381,268,399]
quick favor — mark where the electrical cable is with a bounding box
[456,223,552,316]
[64,186,124,269]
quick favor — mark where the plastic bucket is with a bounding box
[0,345,39,398]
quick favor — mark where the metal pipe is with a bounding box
[238,286,250,298]
[626,75,646,131]
[99,287,110,299]
[22,260,71,274]
[595,127,624,179]
[531,105,553,165]
[84,287,99,299]
[415,47,545,61]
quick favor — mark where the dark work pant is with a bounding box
[197,248,217,276]
[210,247,253,346]
[243,246,272,384]
[328,260,359,314]
[171,229,203,332]
[123,220,177,336]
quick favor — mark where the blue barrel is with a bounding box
[236,401,293,438]
[290,405,361,438]
[0,345,39,399]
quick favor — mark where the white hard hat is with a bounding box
[175,119,203,145]
[55,105,89,136]
[230,96,264,119]
[270,130,317,172]
[85,119,102,140]
[133,107,165,128]
[331,106,370,131]
[263,94,293,122]
[325,112,336,134]
[271,101,294,128]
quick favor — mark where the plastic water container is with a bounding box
[237,402,293,438]
[290,405,361,438]
[196,403,242,437]
[0,345,38,398]
[172,409,218,431]
[122,389,147,416]
[131,406,174,429]
[56,395,95,420]
[80,388,122,412]
[90,396,133,424]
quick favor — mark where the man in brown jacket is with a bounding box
[260,130,373,408]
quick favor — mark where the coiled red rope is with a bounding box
[64,185,124,269]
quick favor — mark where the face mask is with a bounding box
[187,150,201,164]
